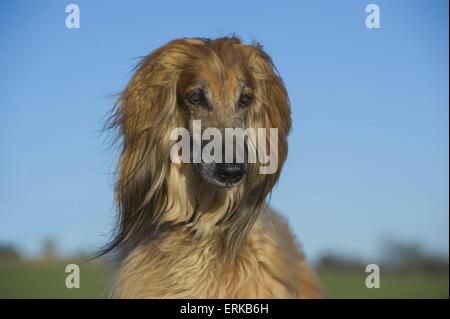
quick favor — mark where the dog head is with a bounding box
[103,37,291,258]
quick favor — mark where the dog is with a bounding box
[102,37,324,298]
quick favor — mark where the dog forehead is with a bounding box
[179,62,244,94]
[176,41,254,102]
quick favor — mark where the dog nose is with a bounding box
[215,163,246,183]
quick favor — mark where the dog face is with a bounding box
[177,52,255,187]
[102,37,292,257]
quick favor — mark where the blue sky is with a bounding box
[0,0,448,261]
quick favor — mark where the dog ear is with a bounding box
[252,47,291,130]
[241,44,292,189]
[102,40,199,254]
[221,44,292,261]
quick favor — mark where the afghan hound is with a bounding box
[102,37,324,298]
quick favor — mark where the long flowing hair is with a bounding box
[99,37,291,262]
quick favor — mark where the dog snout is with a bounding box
[215,163,246,183]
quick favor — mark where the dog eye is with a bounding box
[186,91,205,105]
[238,93,253,107]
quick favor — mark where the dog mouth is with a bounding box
[195,162,246,187]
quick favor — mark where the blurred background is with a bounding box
[0,0,448,298]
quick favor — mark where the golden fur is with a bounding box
[103,37,324,298]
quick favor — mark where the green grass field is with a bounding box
[0,261,448,298]
[0,261,110,298]
[318,268,448,298]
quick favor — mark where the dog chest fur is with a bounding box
[111,210,323,298]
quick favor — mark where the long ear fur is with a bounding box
[99,39,202,255]
[220,42,292,261]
